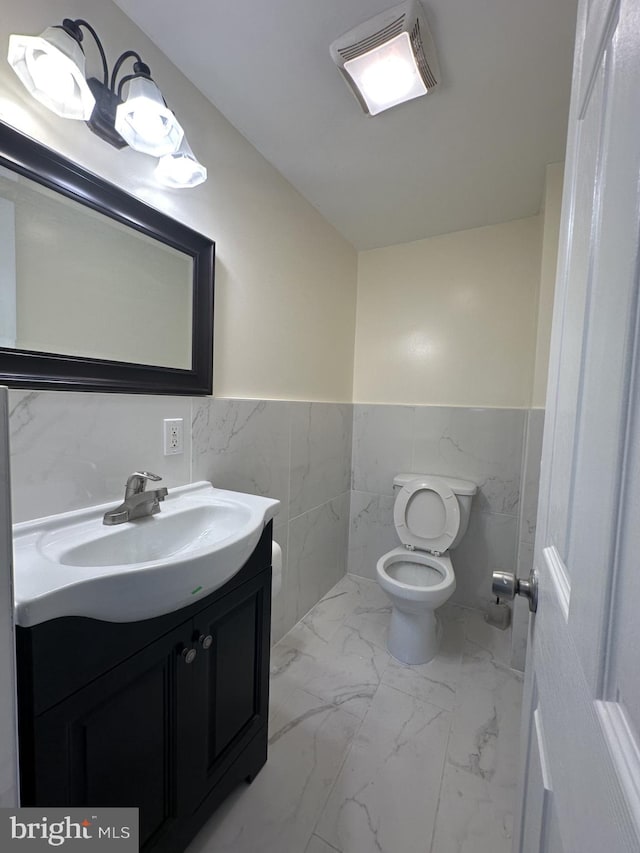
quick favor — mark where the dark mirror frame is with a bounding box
[0,121,214,395]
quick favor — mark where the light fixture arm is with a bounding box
[110,51,147,93]
[64,18,109,88]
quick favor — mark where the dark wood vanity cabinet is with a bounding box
[16,524,272,853]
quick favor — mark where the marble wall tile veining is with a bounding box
[348,490,397,580]
[450,511,519,610]
[334,490,351,580]
[191,397,352,640]
[288,493,350,625]
[412,406,526,516]
[9,390,192,523]
[290,402,352,518]
[351,405,414,495]
[192,397,291,522]
[518,409,545,544]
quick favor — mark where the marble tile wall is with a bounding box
[7,391,352,645]
[8,390,194,522]
[6,390,543,664]
[349,404,527,612]
[192,398,352,642]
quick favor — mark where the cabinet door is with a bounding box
[186,570,271,806]
[31,623,192,850]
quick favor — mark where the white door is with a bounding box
[513,0,640,849]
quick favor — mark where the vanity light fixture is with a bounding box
[156,137,207,189]
[7,24,95,120]
[329,0,440,116]
[7,18,206,188]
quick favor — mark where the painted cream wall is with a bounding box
[0,0,357,401]
[531,162,564,407]
[353,216,542,407]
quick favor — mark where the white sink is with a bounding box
[13,481,280,627]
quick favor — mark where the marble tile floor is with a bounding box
[186,574,524,853]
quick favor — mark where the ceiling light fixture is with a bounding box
[7,18,206,188]
[330,0,440,116]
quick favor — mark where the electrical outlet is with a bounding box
[163,418,184,456]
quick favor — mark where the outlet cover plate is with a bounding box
[163,418,184,456]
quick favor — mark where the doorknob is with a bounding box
[492,569,538,613]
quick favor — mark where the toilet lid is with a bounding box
[394,477,460,554]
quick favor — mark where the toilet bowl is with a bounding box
[376,473,476,665]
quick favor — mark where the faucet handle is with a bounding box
[125,471,163,497]
[131,471,162,482]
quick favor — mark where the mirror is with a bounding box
[0,122,214,395]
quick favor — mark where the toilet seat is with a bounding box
[376,546,455,605]
[393,477,460,554]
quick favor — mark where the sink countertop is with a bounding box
[13,481,280,627]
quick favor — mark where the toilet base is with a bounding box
[387,607,442,665]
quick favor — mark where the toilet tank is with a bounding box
[393,473,477,550]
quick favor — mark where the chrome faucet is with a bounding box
[103,471,169,525]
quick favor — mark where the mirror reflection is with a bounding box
[0,164,193,370]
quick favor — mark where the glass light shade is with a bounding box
[155,138,207,188]
[115,76,184,156]
[7,28,95,120]
[344,32,427,116]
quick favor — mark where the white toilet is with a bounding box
[376,473,477,665]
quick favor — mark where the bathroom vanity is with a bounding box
[13,484,277,853]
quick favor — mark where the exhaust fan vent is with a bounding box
[330,0,440,116]
[337,15,407,62]
[410,20,438,89]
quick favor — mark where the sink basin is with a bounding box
[13,481,280,627]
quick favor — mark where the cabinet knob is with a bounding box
[181,647,197,664]
[199,634,213,650]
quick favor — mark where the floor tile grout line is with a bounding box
[312,829,345,853]
[426,680,458,853]
[269,580,369,831]
[309,833,342,853]
[379,679,454,716]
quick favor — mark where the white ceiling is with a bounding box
[114,0,578,250]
